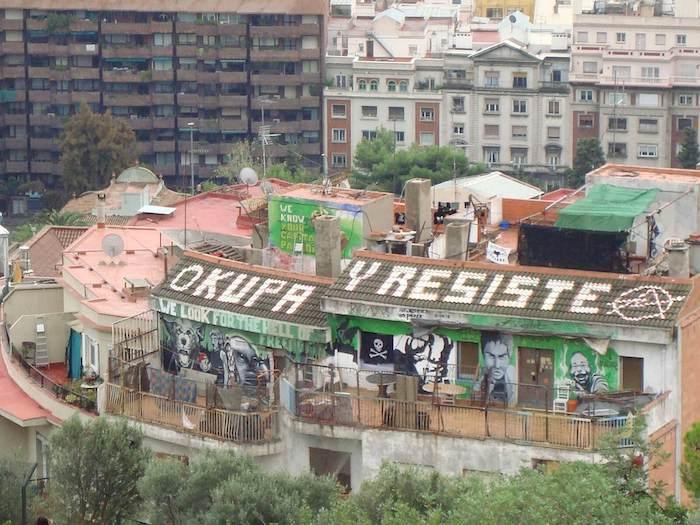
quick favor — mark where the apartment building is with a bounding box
[0,1,325,187]
[570,0,700,168]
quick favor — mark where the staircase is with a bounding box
[34,317,49,368]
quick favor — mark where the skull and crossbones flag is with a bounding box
[360,332,394,365]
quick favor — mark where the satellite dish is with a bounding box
[509,14,517,23]
[101,233,125,258]
[239,167,259,186]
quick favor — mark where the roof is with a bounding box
[151,252,332,331]
[588,163,700,184]
[19,226,89,278]
[432,171,543,202]
[323,252,692,330]
[470,39,542,60]
[190,240,247,262]
[116,166,159,184]
[137,205,176,215]
[0,339,51,426]
[276,184,392,206]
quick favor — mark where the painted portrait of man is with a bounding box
[569,351,608,395]
[394,333,454,386]
[475,332,516,404]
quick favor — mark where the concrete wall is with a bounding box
[9,312,72,362]
[3,285,63,327]
[0,416,29,461]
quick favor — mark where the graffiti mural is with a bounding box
[160,315,270,387]
[560,345,618,398]
[394,334,454,385]
[360,332,394,366]
[474,331,517,404]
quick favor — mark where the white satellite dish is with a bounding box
[101,233,125,258]
[239,167,259,186]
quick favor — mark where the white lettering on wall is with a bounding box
[272,284,315,314]
[218,274,248,304]
[541,279,575,311]
[496,275,540,308]
[169,265,204,292]
[443,271,487,304]
[409,269,452,301]
[244,278,286,307]
[571,282,612,314]
[377,266,417,297]
[345,261,381,291]
[192,269,236,299]
[479,274,504,305]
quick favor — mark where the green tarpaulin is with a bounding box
[555,184,658,232]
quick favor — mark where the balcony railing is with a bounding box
[105,383,278,443]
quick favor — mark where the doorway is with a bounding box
[517,348,554,409]
[309,447,351,492]
[366,39,374,58]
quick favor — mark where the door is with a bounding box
[366,39,374,58]
[518,348,554,409]
[621,356,643,392]
[635,33,646,50]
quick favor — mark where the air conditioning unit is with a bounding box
[272,118,281,124]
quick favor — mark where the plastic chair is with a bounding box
[553,384,570,413]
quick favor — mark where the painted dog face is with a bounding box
[170,320,203,369]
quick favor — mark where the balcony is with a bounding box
[176,69,197,81]
[152,117,176,128]
[152,93,174,106]
[3,114,26,126]
[30,138,57,151]
[104,93,151,106]
[1,66,25,79]
[300,142,321,155]
[0,18,22,31]
[220,117,247,131]
[149,20,172,33]
[31,161,56,174]
[175,22,218,36]
[71,91,100,104]
[49,68,71,81]
[28,43,50,55]
[219,95,248,107]
[136,141,153,155]
[217,24,247,37]
[153,140,176,152]
[28,91,51,103]
[128,116,154,129]
[69,19,98,32]
[175,45,198,58]
[70,67,100,80]
[5,137,27,149]
[103,45,154,59]
[177,93,199,106]
[540,81,570,94]
[29,114,57,126]
[251,73,302,85]
[102,22,149,34]
[250,26,305,38]
[152,70,174,81]
[251,49,301,61]
[27,18,47,31]
[1,42,24,54]
[217,71,247,83]
[69,43,98,56]
[5,161,28,173]
[217,48,247,60]
[28,66,51,78]
[103,69,146,82]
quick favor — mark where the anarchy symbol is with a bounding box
[607,285,686,322]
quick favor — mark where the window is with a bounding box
[358,79,367,91]
[484,71,500,88]
[547,126,561,139]
[387,80,397,92]
[612,66,631,80]
[486,7,503,17]
[583,61,598,74]
[331,153,346,168]
[420,132,434,146]
[548,153,561,166]
[484,147,500,164]
[369,79,378,91]
[420,107,434,121]
[679,94,694,106]
[362,130,377,140]
[395,131,405,143]
[577,31,588,43]
[639,118,658,133]
[608,117,627,131]
[409,45,417,56]
[388,106,405,121]
[596,32,607,43]
[552,69,562,82]
[610,92,626,105]
[399,81,408,92]
[548,100,560,115]
[678,118,693,130]
[676,34,687,46]
[452,96,465,113]
[82,334,99,375]
[361,105,377,118]
[484,99,500,113]
[621,356,644,392]
[655,34,666,46]
[579,89,593,102]
[153,33,172,46]
[638,93,659,107]
[511,148,528,165]
[512,125,527,138]
[458,342,479,379]
[153,57,173,71]
[638,144,658,158]
[616,32,626,43]
[641,67,660,80]
[453,124,465,136]
[332,128,346,143]
[335,74,347,88]
[608,142,627,158]
[512,73,527,89]
[484,124,499,137]
[512,99,527,114]
[331,104,346,118]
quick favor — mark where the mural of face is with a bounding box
[167,319,204,370]
[483,339,510,381]
[396,334,453,384]
[225,336,269,387]
[477,332,516,405]
[210,330,224,353]
[569,351,609,394]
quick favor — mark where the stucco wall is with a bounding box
[9,313,72,363]
[0,417,29,460]
[3,285,63,326]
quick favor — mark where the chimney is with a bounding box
[405,178,432,243]
[96,192,106,228]
[687,234,700,276]
[445,219,470,261]
[314,215,341,278]
[665,238,690,278]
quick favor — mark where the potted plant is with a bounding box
[566,390,579,413]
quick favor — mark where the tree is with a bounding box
[36,210,90,226]
[139,450,341,525]
[682,422,700,499]
[352,129,485,194]
[39,416,150,525]
[678,127,700,169]
[570,138,605,188]
[59,104,136,196]
[0,458,27,524]
[215,140,312,184]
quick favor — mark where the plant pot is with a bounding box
[566,399,578,413]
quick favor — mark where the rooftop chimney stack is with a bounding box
[665,238,690,278]
[314,215,341,278]
[687,234,700,276]
[405,178,432,244]
[96,192,107,229]
[445,219,470,261]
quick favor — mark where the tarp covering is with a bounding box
[555,184,658,232]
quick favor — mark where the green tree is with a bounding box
[0,457,27,524]
[215,140,312,184]
[40,416,150,525]
[352,129,484,194]
[139,450,341,525]
[678,127,700,169]
[570,138,605,188]
[36,210,90,226]
[59,104,136,196]
[682,422,700,499]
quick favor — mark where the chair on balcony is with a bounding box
[553,384,570,413]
